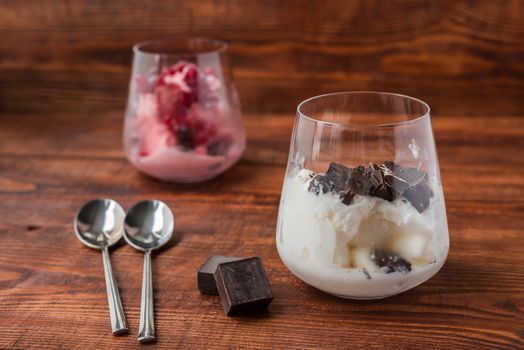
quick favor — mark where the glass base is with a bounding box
[327,291,401,300]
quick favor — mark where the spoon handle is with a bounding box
[101,247,129,335]
[138,251,155,343]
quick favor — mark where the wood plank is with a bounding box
[1,0,523,115]
[0,111,523,349]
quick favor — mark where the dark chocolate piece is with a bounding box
[366,165,383,189]
[308,162,352,195]
[207,139,231,156]
[397,167,427,187]
[308,161,433,212]
[326,162,352,193]
[213,257,273,316]
[386,167,426,194]
[372,250,411,274]
[349,166,373,195]
[308,174,335,195]
[341,190,355,205]
[198,256,243,295]
[384,174,410,197]
[371,185,395,201]
[384,160,398,172]
[403,182,433,213]
[177,126,194,149]
[367,164,396,201]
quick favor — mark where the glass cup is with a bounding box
[276,92,449,299]
[123,38,246,183]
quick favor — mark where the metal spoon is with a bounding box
[123,200,174,343]
[74,198,129,335]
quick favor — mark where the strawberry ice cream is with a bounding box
[124,61,245,183]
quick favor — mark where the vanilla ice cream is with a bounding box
[276,164,449,299]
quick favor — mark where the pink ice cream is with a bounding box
[124,62,245,183]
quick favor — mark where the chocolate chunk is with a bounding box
[326,162,352,193]
[307,161,433,212]
[366,164,397,200]
[310,162,353,197]
[213,257,273,316]
[349,166,373,195]
[384,161,398,172]
[371,185,395,201]
[207,139,231,156]
[372,250,411,274]
[366,165,383,189]
[403,182,433,213]
[396,167,426,187]
[384,174,410,197]
[308,175,335,195]
[198,256,244,295]
[177,126,194,149]
[341,190,355,205]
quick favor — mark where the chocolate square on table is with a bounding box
[213,257,273,316]
[198,256,244,295]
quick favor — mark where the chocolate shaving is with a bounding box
[349,166,373,195]
[307,161,434,212]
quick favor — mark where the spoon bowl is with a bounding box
[75,199,125,249]
[74,198,129,335]
[124,200,174,252]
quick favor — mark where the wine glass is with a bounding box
[123,38,245,183]
[276,92,449,299]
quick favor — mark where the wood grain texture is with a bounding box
[1,0,524,116]
[1,1,524,348]
[0,110,523,349]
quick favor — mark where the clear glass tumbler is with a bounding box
[123,38,245,183]
[276,92,449,299]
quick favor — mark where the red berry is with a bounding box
[172,62,187,73]
[184,65,199,88]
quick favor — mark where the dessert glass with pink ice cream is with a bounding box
[123,38,246,183]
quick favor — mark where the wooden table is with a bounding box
[0,110,523,349]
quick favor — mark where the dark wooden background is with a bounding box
[1,1,524,349]
[1,0,523,117]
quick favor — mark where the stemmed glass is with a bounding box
[276,92,449,299]
[123,38,245,183]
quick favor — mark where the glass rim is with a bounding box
[133,37,228,57]
[297,91,431,128]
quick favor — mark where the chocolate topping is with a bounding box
[372,249,412,274]
[403,182,433,213]
[307,161,434,212]
[207,139,231,156]
[349,166,373,195]
[308,162,352,195]
[308,175,336,195]
[177,126,194,149]
[198,256,244,295]
[326,163,352,193]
